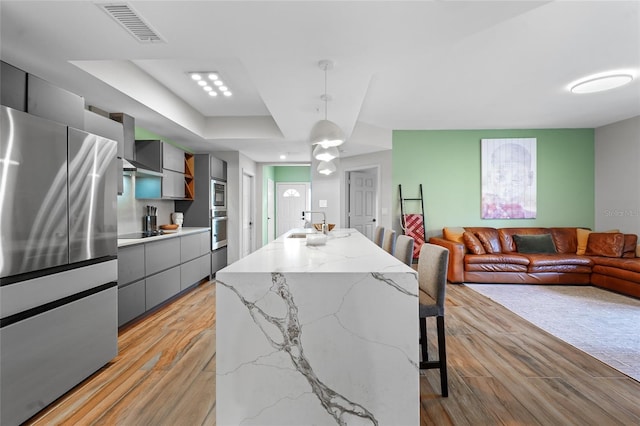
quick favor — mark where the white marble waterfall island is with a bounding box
[216,229,419,425]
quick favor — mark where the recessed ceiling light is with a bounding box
[280,154,287,160]
[570,72,634,94]
[189,71,231,99]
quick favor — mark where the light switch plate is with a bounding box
[319,199,328,208]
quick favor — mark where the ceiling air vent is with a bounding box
[101,3,165,43]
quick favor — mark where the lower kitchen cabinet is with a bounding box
[117,279,145,327]
[146,266,180,310]
[117,229,210,327]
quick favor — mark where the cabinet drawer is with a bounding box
[199,231,211,256]
[181,233,202,263]
[118,244,145,286]
[146,266,180,310]
[145,238,180,276]
[180,255,208,290]
[118,279,146,326]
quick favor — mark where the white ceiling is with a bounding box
[1,1,639,163]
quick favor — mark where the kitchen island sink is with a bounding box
[216,228,419,425]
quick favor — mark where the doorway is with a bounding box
[347,168,378,241]
[276,182,311,237]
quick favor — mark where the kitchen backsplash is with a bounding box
[117,175,176,234]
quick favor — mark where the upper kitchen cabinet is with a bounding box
[134,139,189,200]
[135,140,185,173]
[1,61,27,111]
[211,155,227,181]
[26,74,84,130]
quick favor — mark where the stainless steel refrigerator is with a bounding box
[0,106,119,425]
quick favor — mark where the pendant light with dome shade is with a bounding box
[317,160,337,176]
[310,60,345,148]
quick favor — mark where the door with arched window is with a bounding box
[276,182,311,237]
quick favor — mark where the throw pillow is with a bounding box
[443,227,466,243]
[463,231,486,254]
[584,233,624,258]
[475,229,502,253]
[513,234,557,254]
[623,234,638,258]
[576,228,592,255]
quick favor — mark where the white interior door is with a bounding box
[348,170,377,240]
[276,182,310,237]
[242,172,254,257]
[267,178,275,243]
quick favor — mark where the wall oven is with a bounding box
[212,179,226,210]
[212,210,228,250]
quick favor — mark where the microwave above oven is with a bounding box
[212,180,226,210]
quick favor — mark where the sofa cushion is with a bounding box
[550,227,579,254]
[466,227,501,253]
[513,234,557,254]
[463,231,486,254]
[623,234,637,258]
[464,253,529,273]
[443,227,466,243]
[584,233,624,258]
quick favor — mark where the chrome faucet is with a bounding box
[302,211,327,234]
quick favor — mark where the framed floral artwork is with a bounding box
[481,138,536,219]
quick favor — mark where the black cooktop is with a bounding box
[118,231,165,239]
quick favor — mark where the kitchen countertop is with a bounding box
[216,228,419,425]
[117,227,210,247]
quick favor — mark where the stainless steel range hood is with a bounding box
[122,158,163,176]
[110,112,163,177]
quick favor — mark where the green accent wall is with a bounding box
[274,166,311,182]
[392,129,594,237]
[135,127,192,153]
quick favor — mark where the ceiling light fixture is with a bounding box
[310,60,345,148]
[570,72,634,94]
[317,160,337,176]
[188,72,232,98]
[313,144,339,162]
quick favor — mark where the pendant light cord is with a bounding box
[324,66,328,120]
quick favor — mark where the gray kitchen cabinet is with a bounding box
[146,266,180,310]
[162,142,185,173]
[118,279,146,326]
[212,246,228,276]
[118,244,145,286]
[162,169,185,199]
[181,233,202,263]
[1,61,27,111]
[181,256,209,291]
[26,74,84,129]
[117,230,210,327]
[145,237,181,276]
[210,155,227,181]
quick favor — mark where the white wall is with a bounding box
[594,115,640,236]
[215,151,257,264]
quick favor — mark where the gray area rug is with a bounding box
[465,284,640,382]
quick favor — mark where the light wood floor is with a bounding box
[26,281,640,425]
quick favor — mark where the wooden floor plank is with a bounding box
[23,280,640,425]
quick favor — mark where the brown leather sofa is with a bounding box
[429,227,640,298]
